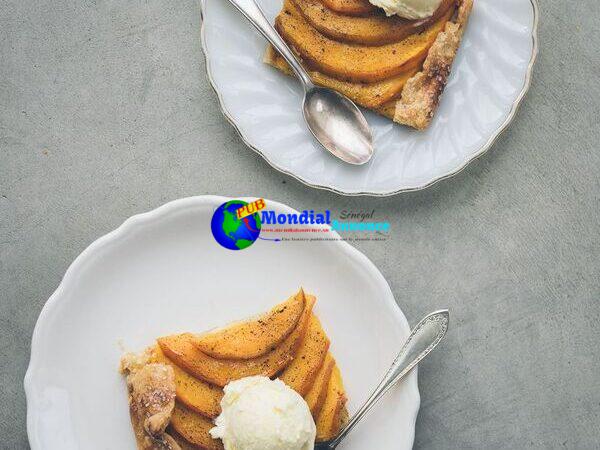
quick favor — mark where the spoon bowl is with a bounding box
[303,87,373,165]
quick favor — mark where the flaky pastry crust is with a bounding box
[393,0,473,129]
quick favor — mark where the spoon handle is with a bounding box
[329,310,449,448]
[224,0,313,88]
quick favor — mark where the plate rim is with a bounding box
[199,0,540,197]
[24,195,420,449]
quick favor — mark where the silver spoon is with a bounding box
[224,0,374,165]
[316,310,450,449]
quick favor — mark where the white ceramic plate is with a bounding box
[201,0,538,196]
[25,196,420,450]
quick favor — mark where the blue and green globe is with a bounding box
[211,200,262,250]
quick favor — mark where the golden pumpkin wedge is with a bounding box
[338,404,350,432]
[316,364,347,442]
[171,429,209,450]
[158,296,315,387]
[304,352,335,416]
[151,346,223,419]
[170,404,223,450]
[280,314,330,396]
[264,45,418,109]
[195,290,306,360]
[319,0,377,16]
[275,0,455,82]
[291,0,455,46]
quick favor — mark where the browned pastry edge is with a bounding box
[121,351,182,450]
[393,0,474,129]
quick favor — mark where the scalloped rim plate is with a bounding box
[200,0,538,196]
[25,196,420,450]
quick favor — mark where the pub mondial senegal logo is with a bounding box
[211,199,265,250]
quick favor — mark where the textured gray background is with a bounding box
[1,0,599,449]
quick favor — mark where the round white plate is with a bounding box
[201,0,538,196]
[25,196,420,450]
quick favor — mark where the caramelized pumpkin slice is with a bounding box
[338,404,350,432]
[195,290,306,360]
[319,0,377,16]
[264,45,418,109]
[171,429,208,450]
[280,314,330,396]
[275,0,455,82]
[170,403,223,450]
[158,296,315,387]
[291,0,455,45]
[151,346,223,419]
[304,352,335,417]
[316,364,347,442]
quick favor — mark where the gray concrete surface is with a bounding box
[1,0,599,448]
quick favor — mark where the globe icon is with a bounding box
[211,200,262,250]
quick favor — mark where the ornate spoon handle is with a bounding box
[328,310,449,448]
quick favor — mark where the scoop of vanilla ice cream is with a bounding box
[210,376,316,450]
[368,0,443,19]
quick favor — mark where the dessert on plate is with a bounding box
[264,0,474,129]
[121,289,348,449]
